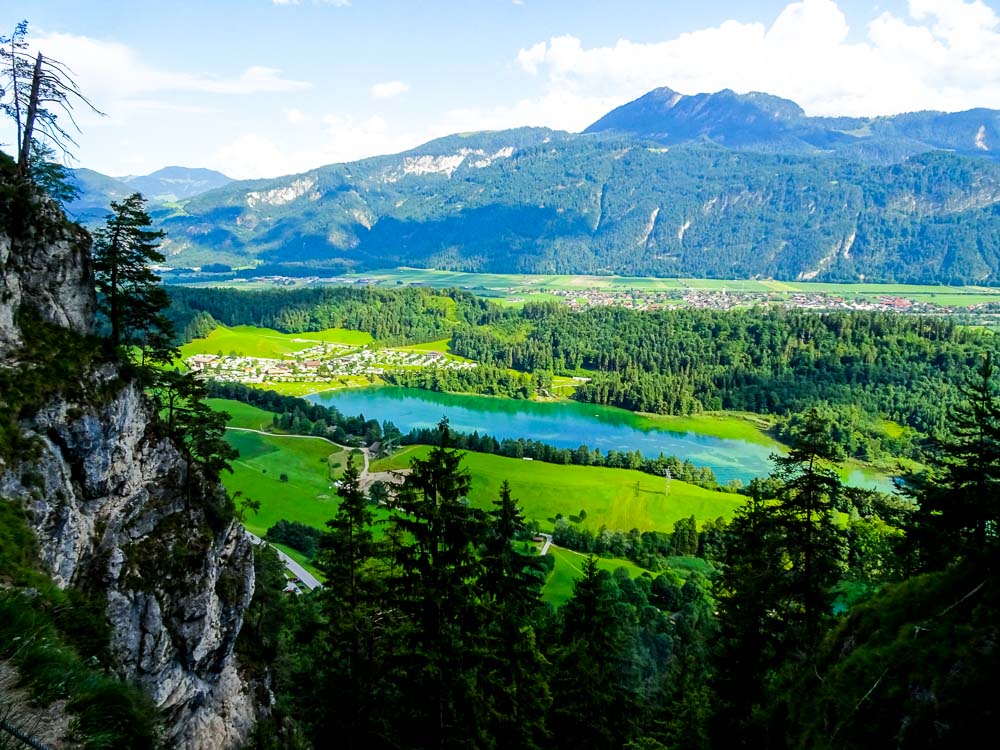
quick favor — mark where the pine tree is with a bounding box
[910,353,1000,566]
[770,406,845,648]
[386,418,489,747]
[312,453,387,747]
[91,192,175,361]
[476,481,551,749]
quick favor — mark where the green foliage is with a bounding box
[0,500,46,587]
[907,353,1000,567]
[0,310,110,462]
[0,590,161,748]
[265,519,321,558]
[712,410,849,743]
[167,285,490,346]
[781,563,1000,750]
[92,192,175,363]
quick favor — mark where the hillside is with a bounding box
[94,87,1000,285]
[585,86,1000,162]
[149,133,1000,284]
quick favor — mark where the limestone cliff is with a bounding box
[0,174,258,747]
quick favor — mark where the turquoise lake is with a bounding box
[309,387,894,491]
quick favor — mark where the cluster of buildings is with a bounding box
[185,344,476,386]
[526,287,953,314]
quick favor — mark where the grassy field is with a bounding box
[334,269,1000,308]
[543,545,652,606]
[205,398,278,430]
[207,397,732,605]
[221,429,358,537]
[633,410,779,446]
[255,376,377,397]
[178,324,373,360]
[371,445,743,533]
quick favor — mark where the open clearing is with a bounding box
[333,269,1000,308]
[178,324,373,360]
[220,428,360,538]
[371,445,743,533]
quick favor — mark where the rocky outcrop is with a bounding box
[0,174,258,748]
[0,194,93,357]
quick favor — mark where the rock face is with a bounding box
[0,178,258,747]
[0,194,94,357]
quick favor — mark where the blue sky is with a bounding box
[2,0,999,178]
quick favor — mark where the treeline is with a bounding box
[775,400,922,461]
[167,285,493,345]
[401,425,726,490]
[170,285,1000,442]
[382,364,547,399]
[204,381,400,446]
[551,514,729,572]
[450,303,997,434]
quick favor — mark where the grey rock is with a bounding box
[0,181,260,749]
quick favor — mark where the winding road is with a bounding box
[244,530,322,591]
[229,427,410,590]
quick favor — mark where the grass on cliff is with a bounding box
[0,503,161,748]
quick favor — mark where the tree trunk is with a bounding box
[17,53,43,174]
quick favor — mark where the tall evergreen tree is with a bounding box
[476,481,551,749]
[549,556,642,750]
[386,418,489,748]
[91,192,174,361]
[770,406,845,648]
[909,353,1000,567]
[312,453,388,747]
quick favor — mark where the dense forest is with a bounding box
[170,285,997,449]
[241,392,1000,750]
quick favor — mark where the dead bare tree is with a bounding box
[1,20,104,174]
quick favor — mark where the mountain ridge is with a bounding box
[69,88,1000,285]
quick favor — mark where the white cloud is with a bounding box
[285,108,309,124]
[514,0,1000,120]
[210,115,421,178]
[31,31,310,106]
[370,80,410,99]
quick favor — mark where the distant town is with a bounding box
[186,342,476,386]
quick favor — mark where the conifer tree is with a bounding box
[909,353,1000,566]
[476,481,551,749]
[312,453,387,747]
[91,192,175,362]
[386,418,489,747]
[770,406,845,647]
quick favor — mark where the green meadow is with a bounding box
[371,445,743,534]
[633,410,779,446]
[542,545,652,607]
[205,398,278,430]
[208,398,734,604]
[220,428,360,538]
[178,324,373,360]
[335,268,1000,308]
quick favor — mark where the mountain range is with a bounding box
[71,87,1000,284]
[67,166,232,223]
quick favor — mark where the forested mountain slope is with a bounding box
[149,126,1000,284]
